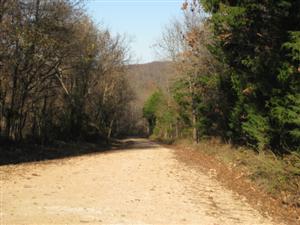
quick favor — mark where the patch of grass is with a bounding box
[175,138,300,207]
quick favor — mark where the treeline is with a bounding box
[0,0,133,144]
[125,61,176,136]
[144,0,300,153]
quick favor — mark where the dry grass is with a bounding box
[174,138,300,208]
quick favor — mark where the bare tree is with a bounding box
[0,0,134,143]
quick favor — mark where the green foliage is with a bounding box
[171,74,222,140]
[269,94,300,152]
[143,90,178,140]
[151,0,300,153]
[143,90,163,121]
[198,0,300,153]
[143,90,164,134]
[283,32,300,62]
[242,106,270,150]
[172,79,192,127]
[153,105,177,139]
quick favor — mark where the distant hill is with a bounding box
[127,61,176,106]
[125,61,177,135]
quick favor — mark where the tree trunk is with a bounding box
[107,119,114,140]
[192,110,198,143]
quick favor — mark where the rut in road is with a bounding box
[2,138,280,225]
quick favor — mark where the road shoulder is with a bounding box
[168,141,299,225]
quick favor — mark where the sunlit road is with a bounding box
[1,138,277,225]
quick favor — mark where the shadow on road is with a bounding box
[0,138,160,166]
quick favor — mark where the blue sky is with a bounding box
[85,0,184,63]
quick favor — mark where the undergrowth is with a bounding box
[174,138,300,207]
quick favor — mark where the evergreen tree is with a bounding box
[200,0,300,152]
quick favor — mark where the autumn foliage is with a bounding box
[0,0,133,144]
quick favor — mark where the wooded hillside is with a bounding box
[143,0,300,154]
[125,61,177,135]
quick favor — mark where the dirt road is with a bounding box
[1,138,280,224]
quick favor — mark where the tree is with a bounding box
[156,1,223,142]
[143,90,164,135]
[0,0,134,144]
[200,0,300,152]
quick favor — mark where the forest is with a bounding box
[0,0,299,157]
[0,0,134,145]
[144,0,300,154]
[0,0,299,155]
[1,0,300,223]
